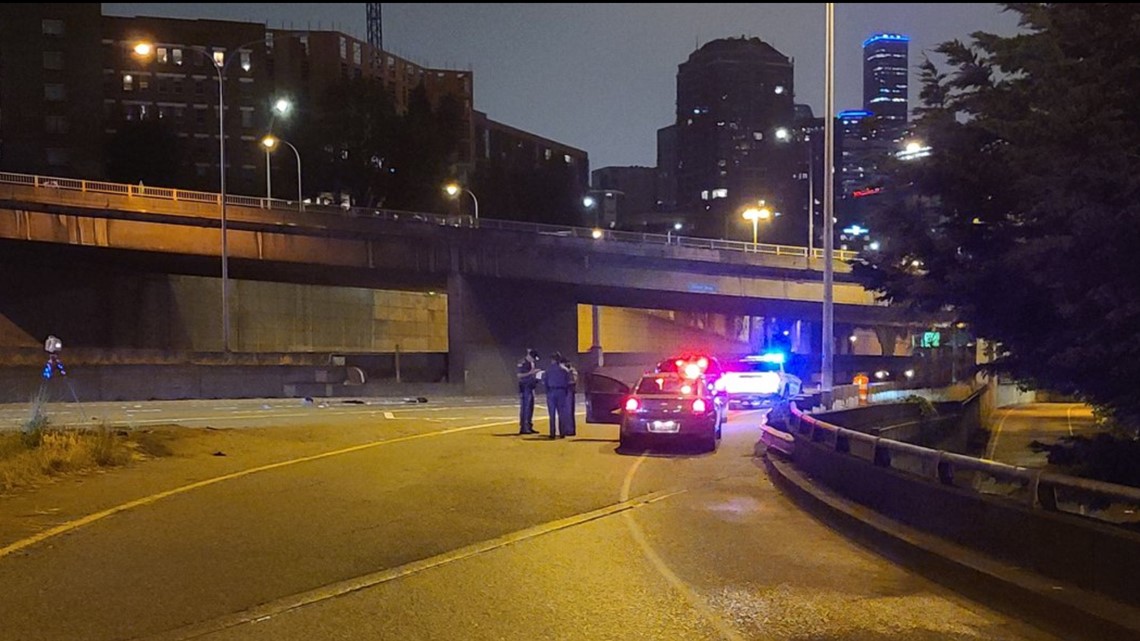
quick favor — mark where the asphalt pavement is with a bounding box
[0,397,1066,641]
[985,403,1097,467]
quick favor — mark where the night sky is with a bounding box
[103,3,1023,171]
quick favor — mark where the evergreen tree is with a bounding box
[853,4,1140,427]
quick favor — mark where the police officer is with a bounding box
[543,352,571,439]
[560,354,578,437]
[516,349,541,434]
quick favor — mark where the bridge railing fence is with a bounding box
[786,401,1140,528]
[1,170,859,260]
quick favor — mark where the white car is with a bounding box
[718,353,801,408]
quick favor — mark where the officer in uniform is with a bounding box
[516,349,541,434]
[561,354,578,437]
[543,352,571,439]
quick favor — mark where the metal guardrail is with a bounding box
[781,401,1140,528]
[0,170,859,261]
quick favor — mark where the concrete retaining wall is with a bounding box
[792,408,1140,608]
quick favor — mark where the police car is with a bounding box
[619,372,723,451]
[718,352,802,408]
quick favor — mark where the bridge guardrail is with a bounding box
[784,401,1140,528]
[0,170,858,261]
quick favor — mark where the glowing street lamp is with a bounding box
[897,139,932,161]
[443,182,478,222]
[134,37,263,352]
[261,135,303,211]
[742,202,772,251]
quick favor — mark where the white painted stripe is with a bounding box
[619,457,746,641]
[383,412,395,420]
[138,488,685,641]
[985,408,1015,461]
[0,418,533,560]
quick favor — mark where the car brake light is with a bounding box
[625,397,641,412]
[692,398,707,413]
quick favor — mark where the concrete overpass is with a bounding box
[0,172,919,392]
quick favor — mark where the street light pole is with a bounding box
[822,2,836,391]
[263,135,303,212]
[135,40,262,352]
[444,183,478,224]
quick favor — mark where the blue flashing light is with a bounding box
[838,109,872,119]
[863,33,910,48]
[745,352,786,365]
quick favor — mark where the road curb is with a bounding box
[764,451,1140,641]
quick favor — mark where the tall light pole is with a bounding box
[742,203,772,252]
[264,98,294,201]
[134,39,263,353]
[444,182,478,223]
[822,2,836,391]
[262,135,303,211]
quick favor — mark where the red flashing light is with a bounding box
[692,398,707,413]
[853,187,883,198]
[624,397,641,412]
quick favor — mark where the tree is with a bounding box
[852,4,1140,427]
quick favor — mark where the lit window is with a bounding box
[544,148,551,160]
[339,36,347,59]
[157,47,168,64]
[173,48,183,66]
[213,50,225,66]
[241,51,252,72]
[353,42,361,65]
[41,19,65,36]
[265,32,274,51]
[700,190,709,201]
[774,85,785,94]
[563,154,571,164]
[752,131,763,141]
[711,188,728,199]
[138,76,149,91]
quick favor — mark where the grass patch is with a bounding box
[0,420,167,492]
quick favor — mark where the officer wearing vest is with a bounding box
[517,349,541,435]
[543,352,572,439]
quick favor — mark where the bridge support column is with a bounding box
[447,274,577,395]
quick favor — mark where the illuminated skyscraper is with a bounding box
[862,33,909,143]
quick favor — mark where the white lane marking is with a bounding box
[0,418,530,561]
[619,457,746,641]
[985,408,1016,461]
[212,407,239,411]
[138,488,684,641]
[125,409,162,414]
[383,412,395,420]
[1066,405,1075,437]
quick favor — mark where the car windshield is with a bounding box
[635,375,702,395]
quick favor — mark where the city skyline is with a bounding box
[103,3,1025,172]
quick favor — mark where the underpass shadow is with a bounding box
[614,443,717,458]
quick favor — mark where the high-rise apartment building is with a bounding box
[0,5,104,178]
[666,37,799,243]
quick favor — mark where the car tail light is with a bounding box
[624,397,641,412]
[692,398,707,413]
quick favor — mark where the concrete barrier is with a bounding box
[780,398,1140,610]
